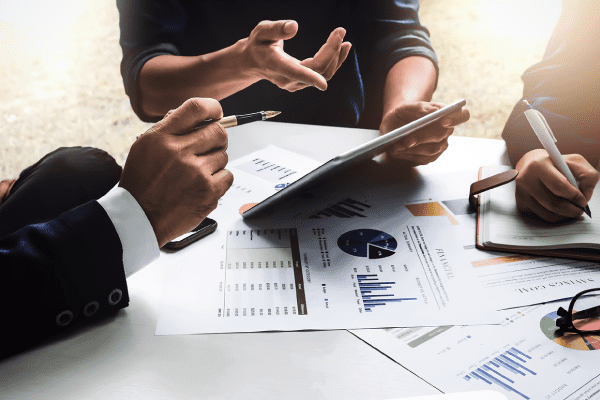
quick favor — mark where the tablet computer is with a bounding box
[241,99,467,219]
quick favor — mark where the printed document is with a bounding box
[351,299,600,400]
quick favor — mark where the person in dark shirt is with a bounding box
[117,0,469,166]
[501,1,600,222]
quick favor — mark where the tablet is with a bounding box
[241,99,467,219]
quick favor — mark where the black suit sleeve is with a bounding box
[0,201,129,360]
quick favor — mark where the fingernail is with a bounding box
[284,21,295,33]
[440,118,452,127]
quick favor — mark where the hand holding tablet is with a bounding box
[242,99,467,218]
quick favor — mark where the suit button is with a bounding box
[108,289,123,305]
[55,310,73,326]
[83,301,99,317]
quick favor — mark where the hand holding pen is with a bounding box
[513,101,599,222]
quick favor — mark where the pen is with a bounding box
[522,100,592,218]
[137,111,281,140]
[213,111,281,128]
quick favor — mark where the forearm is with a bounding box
[139,40,259,119]
[382,56,437,118]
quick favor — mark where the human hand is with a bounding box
[514,149,599,222]
[379,101,470,165]
[119,98,233,247]
[0,179,16,205]
[241,20,351,92]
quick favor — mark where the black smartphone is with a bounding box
[162,217,218,252]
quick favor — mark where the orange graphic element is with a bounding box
[553,333,600,350]
[471,254,539,268]
[405,202,458,225]
[239,203,258,215]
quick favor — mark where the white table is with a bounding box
[0,122,509,400]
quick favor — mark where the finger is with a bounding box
[271,51,328,90]
[179,122,229,156]
[393,126,453,151]
[521,192,575,222]
[331,42,352,75]
[307,28,345,75]
[253,20,298,42]
[529,178,584,218]
[194,147,229,176]
[210,169,235,199]
[390,137,449,159]
[156,98,223,136]
[440,108,470,128]
[538,163,590,209]
[566,155,600,202]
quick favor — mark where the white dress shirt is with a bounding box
[97,186,160,277]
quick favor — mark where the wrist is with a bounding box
[234,38,263,83]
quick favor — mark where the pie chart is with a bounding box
[540,309,600,351]
[337,229,397,259]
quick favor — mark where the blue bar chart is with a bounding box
[463,347,536,399]
[358,274,417,312]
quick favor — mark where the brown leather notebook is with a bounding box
[472,166,600,262]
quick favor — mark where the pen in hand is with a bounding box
[137,110,281,140]
[523,100,592,218]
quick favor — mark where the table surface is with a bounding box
[0,122,509,400]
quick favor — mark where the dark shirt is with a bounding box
[502,1,600,167]
[117,0,438,128]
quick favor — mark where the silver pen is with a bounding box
[523,100,591,217]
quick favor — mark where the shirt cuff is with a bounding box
[97,186,160,277]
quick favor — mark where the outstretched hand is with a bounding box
[514,149,599,222]
[119,98,234,247]
[242,20,352,92]
[379,101,470,165]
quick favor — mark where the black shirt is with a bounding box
[117,0,438,128]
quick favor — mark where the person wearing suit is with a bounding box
[0,98,233,360]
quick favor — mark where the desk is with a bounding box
[0,123,509,400]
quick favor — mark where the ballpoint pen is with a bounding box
[523,100,592,218]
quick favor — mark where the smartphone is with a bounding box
[162,217,218,252]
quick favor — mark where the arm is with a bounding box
[118,0,350,121]
[138,22,351,121]
[377,57,469,165]
[1,98,233,359]
[0,201,130,360]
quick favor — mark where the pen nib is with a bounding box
[265,111,281,119]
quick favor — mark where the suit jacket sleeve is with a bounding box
[0,200,129,360]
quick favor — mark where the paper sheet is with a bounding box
[155,147,500,335]
[351,298,600,400]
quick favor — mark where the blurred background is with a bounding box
[0,0,561,178]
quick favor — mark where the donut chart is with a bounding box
[337,229,397,259]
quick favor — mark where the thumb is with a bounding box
[253,20,298,42]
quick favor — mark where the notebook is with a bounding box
[475,165,600,261]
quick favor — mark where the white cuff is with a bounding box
[97,186,160,277]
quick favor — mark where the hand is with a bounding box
[379,101,470,165]
[241,20,352,92]
[119,98,234,247]
[514,149,599,222]
[0,179,16,205]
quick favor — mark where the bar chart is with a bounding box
[357,274,417,312]
[463,347,536,399]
